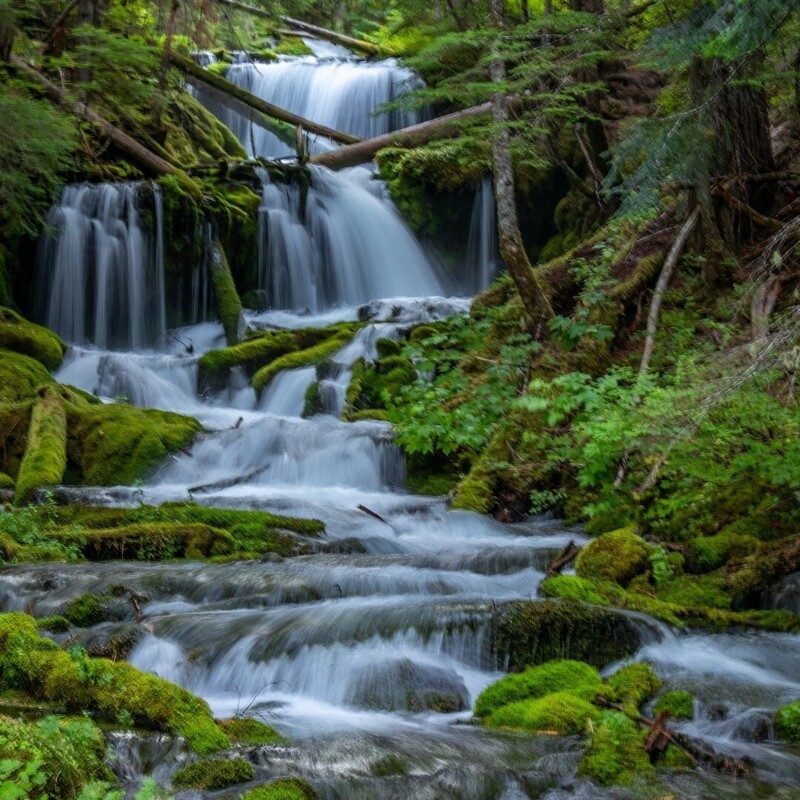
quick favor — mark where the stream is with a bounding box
[7,40,800,800]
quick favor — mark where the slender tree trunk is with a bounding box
[571,0,605,12]
[488,0,554,328]
[159,0,179,92]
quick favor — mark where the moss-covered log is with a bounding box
[208,241,244,346]
[14,387,67,504]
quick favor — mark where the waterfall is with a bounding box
[190,50,217,67]
[193,56,425,159]
[36,182,166,350]
[257,167,444,311]
[465,177,501,293]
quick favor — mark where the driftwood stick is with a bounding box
[545,540,579,577]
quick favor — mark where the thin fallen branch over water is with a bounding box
[280,16,380,56]
[545,540,579,577]
[169,52,361,145]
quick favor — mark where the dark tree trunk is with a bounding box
[571,0,605,12]
[488,0,554,328]
[691,55,775,248]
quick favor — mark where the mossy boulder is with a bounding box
[579,711,653,785]
[653,690,694,720]
[0,612,228,753]
[172,757,254,790]
[539,575,625,605]
[576,527,651,586]
[604,663,661,712]
[14,386,67,504]
[219,716,281,745]
[243,777,317,800]
[775,701,800,742]
[0,349,54,403]
[494,600,642,672]
[0,307,66,371]
[484,691,601,735]
[63,594,106,627]
[689,532,761,573]
[0,714,109,798]
[474,659,601,718]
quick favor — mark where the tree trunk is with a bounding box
[488,0,554,328]
[571,0,605,12]
[159,0,180,92]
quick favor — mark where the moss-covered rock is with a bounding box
[576,527,651,586]
[0,353,42,417]
[243,777,317,800]
[775,701,800,742]
[14,386,67,504]
[539,575,625,605]
[604,663,661,711]
[656,574,732,610]
[579,711,653,786]
[474,659,601,718]
[172,757,254,790]
[0,612,228,753]
[494,600,642,672]
[0,714,109,798]
[37,615,72,633]
[219,716,281,745]
[485,691,601,735]
[63,594,106,627]
[0,307,66,371]
[653,690,694,720]
[688,531,761,573]
[79,522,234,560]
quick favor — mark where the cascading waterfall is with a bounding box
[191,55,425,158]
[466,176,501,293]
[35,182,166,350]
[258,166,445,310]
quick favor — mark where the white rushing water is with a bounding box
[18,42,800,800]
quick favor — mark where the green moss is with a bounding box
[689,532,760,573]
[375,338,402,358]
[252,333,353,395]
[0,614,228,753]
[65,399,200,486]
[653,690,694,720]
[656,574,732,609]
[579,711,653,786]
[0,351,52,404]
[209,241,244,346]
[494,600,642,671]
[200,330,299,376]
[576,527,651,586]
[219,716,281,745]
[660,743,695,769]
[485,691,601,734]
[0,714,109,798]
[172,757,254,790]
[0,471,13,489]
[36,615,72,633]
[82,522,233,560]
[474,659,601,718]
[775,701,800,742]
[451,472,494,514]
[273,36,314,56]
[14,387,67,504]
[347,409,390,422]
[63,594,105,628]
[605,663,661,711]
[539,575,625,605]
[243,778,317,800]
[303,381,323,418]
[0,307,66,370]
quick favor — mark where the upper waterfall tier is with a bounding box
[35,182,166,350]
[196,56,425,159]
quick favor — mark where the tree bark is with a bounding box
[310,102,501,169]
[159,0,180,92]
[488,0,554,327]
[169,52,361,145]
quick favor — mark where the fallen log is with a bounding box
[11,55,181,179]
[310,102,497,170]
[545,539,579,578]
[169,52,360,146]
[280,16,380,56]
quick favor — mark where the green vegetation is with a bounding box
[63,594,106,628]
[485,691,600,735]
[575,528,651,587]
[579,712,653,786]
[775,701,800,743]
[653,691,694,721]
[0,308,66,371]
[219,716,282,745]
[208,241,244,346]
[243,778,317,800]
[172,757,254,790]
[604,663,661,713]
[0,612,228,753]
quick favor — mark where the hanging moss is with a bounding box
[575,527,652,586]
[474,659,601,718]
[0,613,228,753]
[209,241,244,346]
[0,307,66,371]
[14,387,67,504]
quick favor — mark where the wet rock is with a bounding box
[310,537,369,555]
[731,710,773,743]
[65,621,144,660]
[347,658,470,713]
